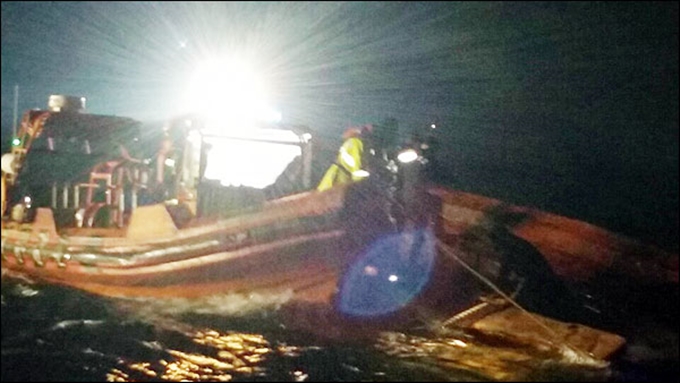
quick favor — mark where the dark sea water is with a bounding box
[1,270,677,382]
[0,278,477,382]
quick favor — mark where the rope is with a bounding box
[435,238,603,365]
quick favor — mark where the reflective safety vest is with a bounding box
[317,137,369,191]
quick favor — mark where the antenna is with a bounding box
[12,85,19,138]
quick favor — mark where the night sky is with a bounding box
[1,2,677,251]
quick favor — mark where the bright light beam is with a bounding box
[183,57,280,126]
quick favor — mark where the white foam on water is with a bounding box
[556,345,609,369]
[51,319,105,331]
[4,282,41,297]
[114,289,296,318]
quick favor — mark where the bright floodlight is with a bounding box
[397,148,418,163]
[352,169,370,178]
[184,57,279,125]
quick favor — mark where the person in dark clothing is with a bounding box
[465,205,598,324]
[141,136,177,204]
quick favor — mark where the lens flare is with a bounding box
[336,226,436,317]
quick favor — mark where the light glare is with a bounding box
[183,57,274,126]
[397,149,418,163]
[203,134,301,189]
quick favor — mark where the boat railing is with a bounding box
[35,157,153,231]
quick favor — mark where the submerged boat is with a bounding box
[2,96,678,379]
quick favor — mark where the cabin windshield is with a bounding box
[167,117,313,220]
[202,131,302,189]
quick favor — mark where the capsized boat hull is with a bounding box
[430,186,678,285]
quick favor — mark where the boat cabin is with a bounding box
[1,99,313,233]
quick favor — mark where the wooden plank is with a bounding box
[468,306,626,360]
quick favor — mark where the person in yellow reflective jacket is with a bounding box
[317,126,371,191]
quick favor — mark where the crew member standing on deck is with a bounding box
[144,135,177,203]
[317,126,371,191]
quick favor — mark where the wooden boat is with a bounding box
[2,100,678,378]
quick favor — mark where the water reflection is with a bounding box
[106,329,273,382]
